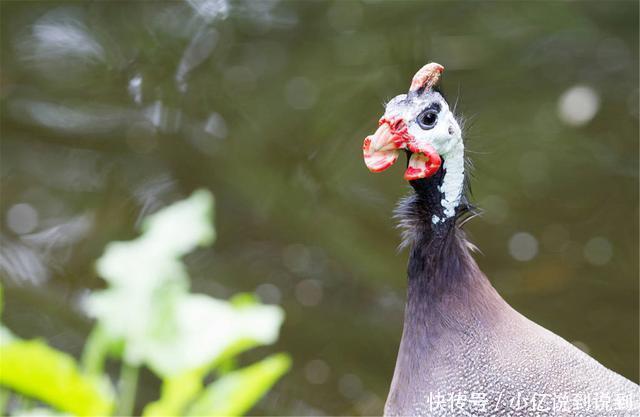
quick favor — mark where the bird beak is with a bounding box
[363,118,442,180]
[362,120,402,173]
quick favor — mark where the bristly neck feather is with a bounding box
[388,160,506,413]
[394,154,474,253]
[394,161,496,327]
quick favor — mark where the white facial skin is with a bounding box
[385,91,465,223]
[384,91,462,155]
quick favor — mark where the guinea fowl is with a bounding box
[362,63,639,417]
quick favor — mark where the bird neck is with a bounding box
[405,219,483,319]
[395,181,502,343]
[402,145,466,226]
[388,189,507,412]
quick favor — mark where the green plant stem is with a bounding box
[0,388,9,416]
[117,363,139,416]
[81,326,109,377]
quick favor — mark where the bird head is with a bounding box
[363,63,462,181]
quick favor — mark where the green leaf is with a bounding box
[140,189,216,255]
[85,190,217,373]
[186,353,291,417]
[229,293,258,307]
[85,190,284,378]
[142,367,205,417]
[142,325,284,417]
[140,295,284,377]
[0,340,113,416]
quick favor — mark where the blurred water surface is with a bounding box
[1,1,638,415]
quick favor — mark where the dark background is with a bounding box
[1,1,638,415]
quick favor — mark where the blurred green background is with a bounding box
[1,0,638,415]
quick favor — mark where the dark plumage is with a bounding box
[362,63,639,417]
[385,175,639,416]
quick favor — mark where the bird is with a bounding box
[362,63,639,417]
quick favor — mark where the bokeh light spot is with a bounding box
[583,237,613,266]
[255,283,282,304]
[295,279,323,306]
[508,232,539,262]
[282,243,312,274]
[558,86,600,127]
[6,203,39,235]
[338,373,363,399]
[304,359,330,384]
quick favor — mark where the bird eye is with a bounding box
[417,109,438,130]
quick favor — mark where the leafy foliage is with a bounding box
[0,340,113,416]
[186,353,291,417]
[0,190,289,416]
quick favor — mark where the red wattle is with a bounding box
[403,144,442,181]
[363,116,442,180]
